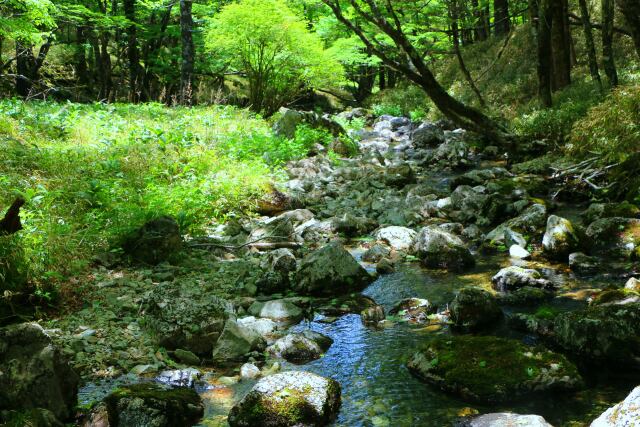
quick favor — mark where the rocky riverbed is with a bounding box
[3,109,640,426]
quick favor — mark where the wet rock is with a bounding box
[542,215,581,260]
[389,298,436,323]
[492,267,552,292]
[0,323,79,421]
[569,252,601,276]
[407,336,583,404]
[122,216,182,265]
[295,242,373,296]
[412,123,445,147]
[590,385,640,426]
[498,287,553,306]
[142,286,232,356]
[362,244,391,263]
[237,316,278,338]
[509,245,531,260]
[548,302,640,366]
[211,319,266,365]
[375,258,396,274]
[332,213,377,237]
[240,363,261,380]
[449,288,502,331]
[228,371,341,427]
[461,413,553,427]
[581,202,640,225]
[361,305,386,325]
[315,294,378,316]
[173,349,200,365]
[155,368,201,388]
[373,226,417,251]
[267,331,333,363]
[258,249,297,294]
[413,226,475,271]
[248,300,304,324]
[384,164,416,187]
[96,383,204,427]
[586,217,640,259]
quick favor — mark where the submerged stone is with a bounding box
[228,371,341,427]
[407,336,583,404]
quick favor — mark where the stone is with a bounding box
[542,215,581,260]
[155,368,201,388]
[211,319,266,365]
[267,331,333,364]
[0,323,79,421]
[407,336,583,404]
[237,316,278,338]
[240,363,261,380]
[389,298,435,323]
[362,244,391,263]
[273,108,304,139]
[258,249,297,294]
[375,258,395,274]
[373,226,417,251]
[492,267,552,292]
[625,278,640,292]
[332,213,377,237]
[586,217,640,259]
[228,371,341,427]
[248,300,304,324]
[413,226,475,271]
[504,228,527,248]
[509,245,531,259]
[498,286,553,306]
[581,202,640,225]
[174,349,200,365]
[462,413,553,427]
[295,242,373,296]
[98,383,203,427]
[569,252,601,276]
[122,216,182,265]
[590,386,640,426]
[361,305,385,325]
[411,123,445,147]
[449,287,502,331]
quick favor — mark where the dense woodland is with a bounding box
[2,0,640,426]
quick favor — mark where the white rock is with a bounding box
[469,413,553,427]
[509,244,531,260]
[373,226,417,251]
[240,363,261,380]
[591,386,640,426]
[237,316,277,338]
[625,278,640,292]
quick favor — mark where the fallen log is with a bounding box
[0,198,25,236]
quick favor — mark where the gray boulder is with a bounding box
[248,299,304,324]
[413,226,475,271]
[295,242,372,296]
[373,226,417,251]
[228,371,341,427]
[462,413,553,427]
[411,123,445,147]
[542,215,581,260]
[586,217,640,259]
[267,331,333,363]
[211,319,266,364]
[449,287,502,331]
[591,386,640,426]
[492,267,552,292]
[258,249,297,294]
[0,323,79,421]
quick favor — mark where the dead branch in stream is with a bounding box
[550,157,617,198]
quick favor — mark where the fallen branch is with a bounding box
[0,198,25,236]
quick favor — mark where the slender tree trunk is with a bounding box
[550,0,571,90]
[578,0,603,93]
[75,27,90,91]
[537,0,553,107]
[180,0,195,105]
[471,0,488,41]
[379,67,386,90]
[15,39,51,98]
[602,0,618,87]
[451,0,486,106]
[494,0,511,36]
[617,0,640,60]
[123,0,144,102]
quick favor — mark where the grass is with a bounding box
[0,100,319,301]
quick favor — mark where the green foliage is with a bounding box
[0,100,281,286]
[367,84,432,117]
[568,84,640,163]
[372,103,403,117]
[294,124,333,149]
[0,235,28,292]
[0,0,56,43]
[205,0,344,115]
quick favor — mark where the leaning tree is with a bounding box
[321,0,510,144]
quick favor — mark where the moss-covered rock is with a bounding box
[211,319,266,365]
[498,286,553,306]
[407,336,583,404]
[267,331,333,364]
[98,383,203,427]
[122,216,182,265]
[228,371,341,427]
[542,215,581,261]
[413,226,475,271]
[585,217,640,259]
[389,298,436,324]
[581,202,640,225]
[449,287,502,331]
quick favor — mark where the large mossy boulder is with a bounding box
[0,323,79,421]
[590,386,640,427]
[294,242,372,296]
[407,336,583,404]
[142,284,232,356]
[548,302,640,367]
[122,216,182,265]
[88,383,203,427]
[228,371,341,427]
[542,215,581,260]
[449,287,502,331]
[413,226,475,271]
[581,202,640,225]
[211,319,266,365]
[585,217,640,259]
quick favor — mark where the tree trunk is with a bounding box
[75,27,90,91]
[550,0,571,90]
[471,0,488,41]
[601,0,618,87]
[15,39,51,98]
[494,0,510,36]
[379,67,386,90]
[123,0,144,102]
[537,0,553,107]
[451,0,486,106]
[180,0,195,105]
[617,0,640,59]
[578,0,603,93]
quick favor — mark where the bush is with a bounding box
[568,84,640,163]
[367,84,431,117]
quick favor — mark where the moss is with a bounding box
[534,304,561,320]
[243,387,318,425]
[408,336,582,404]
[591,288,639,306]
